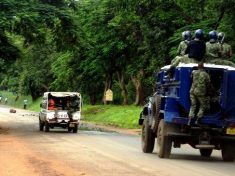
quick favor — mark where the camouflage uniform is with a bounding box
[220,42,233,59]
[204,41,235,67]
[171,41,189,64]
[205,42,221,62]
[171,55,199,67]
[177,41,189,56]
[189,69,210,119]
[209,59,235,67]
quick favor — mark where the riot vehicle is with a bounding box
[139,63,235,161]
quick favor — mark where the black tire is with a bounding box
[151,96,161,133]
[157,119,172,158]
[44,121,50,132]
[200,149,213,157]
[73,124,78,133]
[39,118,44,131]
[141,118,155,153]
[68,127,72,132]
[221,143,235,162]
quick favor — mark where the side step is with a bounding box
[195,145,215,149]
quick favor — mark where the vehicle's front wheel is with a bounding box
[200,149,213,157]
[73,124,78,133]
[157,119,172,158]
[221,143,235,162]
[44,121,50,132]
[141,118,155,153]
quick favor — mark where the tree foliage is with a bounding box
[1,0,235,104]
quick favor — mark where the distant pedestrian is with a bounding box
[4,97,8,104]
[15,94,19,102]
[0,96,2,103]
[23,99,28,109]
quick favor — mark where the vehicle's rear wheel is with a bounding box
[68,127,72,132]
[157,119,172,158]
[39,118,44,131]
[44,121,50,132]
[200,149,213,157]
[142,118,155,153]
[221,143,235,162]
[73,124,78,133]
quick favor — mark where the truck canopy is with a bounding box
[43,92,80,98]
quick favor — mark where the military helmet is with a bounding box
[182,30,192,41]
[195,29,204,39]
[218,32,225,43]
[209,30,218,40]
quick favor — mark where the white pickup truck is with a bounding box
[39,92,82,133]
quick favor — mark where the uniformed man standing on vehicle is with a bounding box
[188,62,210,125]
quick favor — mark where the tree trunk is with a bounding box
[132,76,144,105]
[215,6,225,29]
[103,73,112,104]
[89,92,96,105]
[29,81,40,102]
[117,70,128,105]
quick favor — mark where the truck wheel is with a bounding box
[157,119,172,158]
[68,127,72,132]
[73,124,78,133]
[221,143,235,162]
[45,121,50,132]
[142,118,155,153]
[39,118,44,131]
[151,96,161,133]
[200,149,213,157]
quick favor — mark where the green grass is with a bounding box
[83,105,142,129]
[0,91,142,129]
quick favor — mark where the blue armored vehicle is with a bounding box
[139,63,235,161]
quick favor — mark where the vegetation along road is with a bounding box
[0,106,235,176]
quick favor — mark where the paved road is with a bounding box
[0,106,235,176]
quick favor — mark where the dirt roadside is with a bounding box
[80,121,141,136]
[0,132,86,176]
